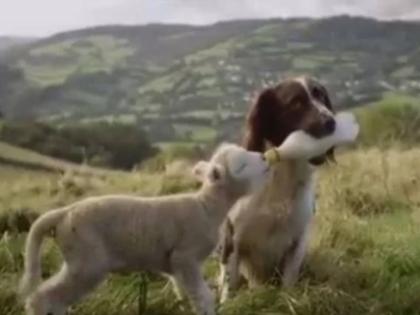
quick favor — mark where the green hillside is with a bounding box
[0,36,35,54]
[2,16,420,144]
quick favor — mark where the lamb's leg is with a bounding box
[171,256,215,315]
[170,276,184,300]
[281,228,310,288]
[26,262,106,315]
[160,275,184,300]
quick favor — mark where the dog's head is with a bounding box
[243,76,336,165]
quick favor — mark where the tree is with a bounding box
[0,64,25,116]
[0,120,158,170]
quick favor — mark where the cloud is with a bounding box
[0,0,419,37]
[159,0,420,22]
[0,0,114,36]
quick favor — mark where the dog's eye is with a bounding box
[311,87,322,99]
[290,98,303,110]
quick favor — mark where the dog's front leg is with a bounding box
[219,249,241,304]
[218,219,241,303]
[281,226,310,287]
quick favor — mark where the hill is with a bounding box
[0,119,158,170]
[2,16,420,144]
[0,36,35,54]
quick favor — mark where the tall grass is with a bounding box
[1,98,420,314]
[1,144,420,315]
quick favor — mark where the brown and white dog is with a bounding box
[218,76,336,301]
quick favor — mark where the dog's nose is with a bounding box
[324,117,336,133]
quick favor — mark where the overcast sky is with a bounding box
[1,0,420,37]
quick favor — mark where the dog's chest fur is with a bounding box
[284,161,315,232]
[231,160,314,233]
[228,159,315,279]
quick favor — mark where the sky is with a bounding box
[1,0,420,37]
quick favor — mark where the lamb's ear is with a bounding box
[207,164,224,183]
[192,161,210,181]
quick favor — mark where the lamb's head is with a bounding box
[193,143,269,199]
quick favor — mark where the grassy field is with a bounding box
[1,141,420,315]
[0,141,123,176]
[1,99,420,315]
[22,35,134,86]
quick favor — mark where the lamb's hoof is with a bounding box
[174,299,188,313]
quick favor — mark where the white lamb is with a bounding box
[19,143,269,315]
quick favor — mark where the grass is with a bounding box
[19,61,77,86]
[371,92,420,106]
[172,124,218,142]
[391,66,416,79]
[23,35,134,86]
[2,144,420,314]
[173,110,216,120]
[0,141,119,176]
[172,124,217,142]
[355,93,420,146]
[79,114,137,125]
[138,71,182,94]
[292,57,320,70]
[286,42,314,50]
[2,98,420,314]
[184,40,234,64]
[252,23,283,35]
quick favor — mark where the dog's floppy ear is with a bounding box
[325,147,336,164]
[319,84,334,113]
[319,84,336,163]
[192,161,224,183]
[243,88,278,152]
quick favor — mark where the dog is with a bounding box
[218,76,337,301]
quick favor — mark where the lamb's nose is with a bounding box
[324,117,336,133]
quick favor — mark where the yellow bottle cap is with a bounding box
[264,148,281,165]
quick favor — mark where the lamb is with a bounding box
[19,143,270,315]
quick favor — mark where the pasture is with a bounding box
[1,141,420,315]
[3,14,420,315]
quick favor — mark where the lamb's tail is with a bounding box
[19,206,70,299]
